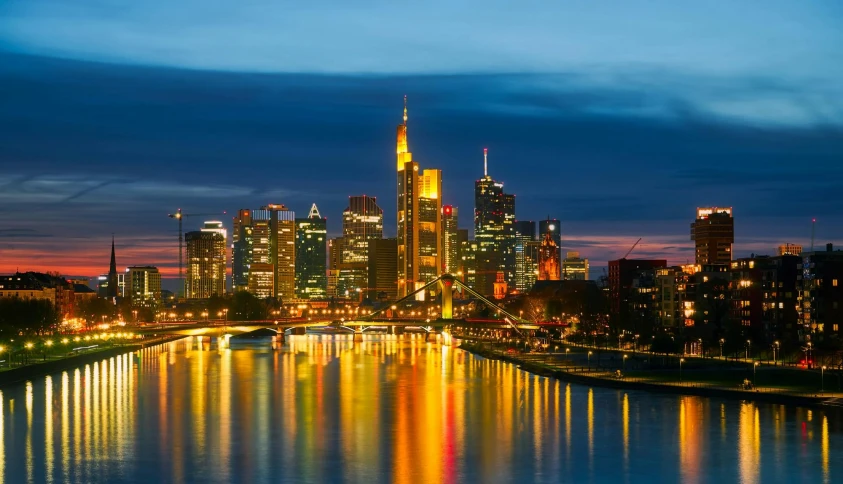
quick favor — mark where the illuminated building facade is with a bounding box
[442,205,459,274]
[474,149,515,296]
[799,244,843,337]
[777,243,803,256]
[185,228,226,298]
[247,263,274,299]
[232,209,271,294]
[125,266,162,307]
[396,97,444,297]
[608,259,667,329]
[232,205,295,299]
[418,169,442,285]
[514,220,538,292]
[295,204,327,299]
[562,251,589,281]
[691,207,734,265]
[537,231,561,281]
[327,237,343,298]
[337,196,384,297]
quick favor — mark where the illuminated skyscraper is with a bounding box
[295,204,327,299]
[396,97,443,297]
[691,207,734,265]
[232,204,295,299]
[368,238,398,300]
[185,223,226,298]
[514,221,538,292]
[474,149,516,296]
[418,169,442,284]
[442,205,459,274]
[340,196,383,297]
[562,251,589,280]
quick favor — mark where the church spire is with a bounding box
[107,235,118,300]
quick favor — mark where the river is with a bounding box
[0,335,841,483]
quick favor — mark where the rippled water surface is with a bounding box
[1,335,842,483]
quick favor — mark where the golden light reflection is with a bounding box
[622,393,629,471]
[26,381,33,484]
[0,390,4,484]
[587,388,594,468]
[45,375,54,483]
[822,415,829,482]
[738,403,760,484]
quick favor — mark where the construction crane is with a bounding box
[168,209,226,296]
[623,238,642,259]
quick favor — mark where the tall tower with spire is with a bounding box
[107,236,119,300]
[474,149,516,296]
[397,95,420,297]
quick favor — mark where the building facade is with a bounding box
[514,220,538,292]
[799,244,843,338]
[295,204,327,299]
[185,228,226,299]
[691,207,734,265]
[562,251,589,281]
[233,204,296,299]
[474,149,516,296]
[368,238,398,300]
[537,231,561,281]
[442,205,459,274]
[125,266,162,307]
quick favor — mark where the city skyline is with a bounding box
[2,2,842,283]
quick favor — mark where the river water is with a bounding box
[0,335,841,483]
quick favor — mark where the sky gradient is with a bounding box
[1,1,842,288]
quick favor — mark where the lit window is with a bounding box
[834,279,839,287]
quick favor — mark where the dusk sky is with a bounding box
[2,0,842,288]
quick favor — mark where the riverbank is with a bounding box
[0,335,186,386]
[459,341,843,409]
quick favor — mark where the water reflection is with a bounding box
[0,336,841,483]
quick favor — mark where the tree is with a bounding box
[0,297,59,337]
[76,297,115,326]
[229,291,267,321]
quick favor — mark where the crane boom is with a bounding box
[168,209,226,297]
[623,238,642,259]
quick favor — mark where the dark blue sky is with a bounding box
[1,1,842,282]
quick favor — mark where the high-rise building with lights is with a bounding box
[777,243,803,256]
[232,204,295,299]
[185,223,226,298]
[396,97,443,297]
[442,205,459,274]
[339,196,383,297]
[691,207,734,265]
[125,266,162,307]
[514,220,538,292]
[474,149,516,296]
[295,204,327,299]
[562,251,589,280]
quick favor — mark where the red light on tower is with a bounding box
[444,205,452,216]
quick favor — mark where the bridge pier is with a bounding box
[388,326,404,335]
[441,329,452,346]
[272,333,285,346]
[426,331,438,343]
[291,327,306,336]
[353,332,364,343]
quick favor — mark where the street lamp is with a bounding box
[679,358,685,383]
[746,340,751,360]
[753,361,759,387]
[623,354,628,370]
[773,341,780,365]
[588,351,593,370]
[565,348,570,362]
[822,365,826,394]
[698,338,703,357]
[720,338,725,359]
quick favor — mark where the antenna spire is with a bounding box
[403,95,407,126]
[484,148,488,177]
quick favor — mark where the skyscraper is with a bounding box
[691,207,734,265]
[368,238,398,300]
[107,236,118,300]
[295,204,327,299]
[232,204,295,299]
[474,149,516,296]
[562,251,589,280]
[339,196,383,297]
[396,97,443,297]
[514,220,538,292]
[442,205,459,274]
[418,169,442,284]
[185,224,226,298]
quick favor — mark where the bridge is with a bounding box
[139,274,550,346]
